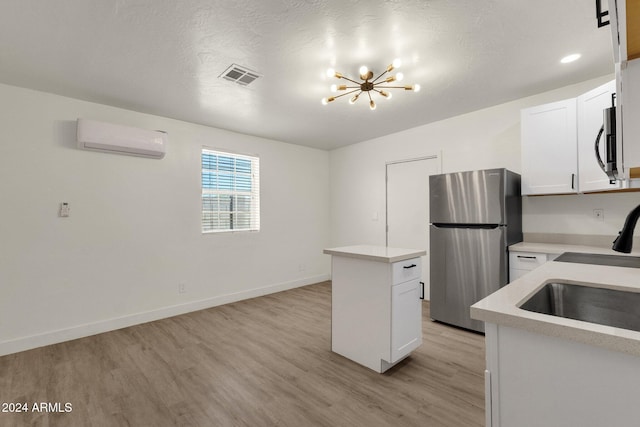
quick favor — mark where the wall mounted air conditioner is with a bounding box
[76,118,167,159]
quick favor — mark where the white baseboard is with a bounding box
[0,274,330,357]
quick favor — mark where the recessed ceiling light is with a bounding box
[560,53,581,64]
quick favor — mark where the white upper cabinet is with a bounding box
[619,58,640,178]
[608,0,640,181]
[577,80,621,192]
[521,99,578,195]
[608,0,640,64]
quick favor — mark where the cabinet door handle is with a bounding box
[403,264,417,269]
[420,282,425,300]
[571,173,575,190]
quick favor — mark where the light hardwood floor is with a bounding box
[0,282,485,427]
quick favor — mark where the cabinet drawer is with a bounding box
[392,258,421,284]
[509,252,547,271]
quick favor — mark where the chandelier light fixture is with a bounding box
[321,58,420,110]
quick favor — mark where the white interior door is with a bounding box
[386,157,440,300]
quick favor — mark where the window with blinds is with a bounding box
[201,148,260,233]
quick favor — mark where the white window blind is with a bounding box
[201,148,260,233]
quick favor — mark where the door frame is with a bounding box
[384,154,442,246]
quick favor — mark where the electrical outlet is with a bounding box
[593,209,604,221]
[178,283,186,294]
[59,202,70,217]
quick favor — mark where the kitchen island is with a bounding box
[323,245,426,373]
[471,256,640,427]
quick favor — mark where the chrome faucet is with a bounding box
[612,203,640,253]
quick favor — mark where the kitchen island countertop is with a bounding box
[323,245,426,263]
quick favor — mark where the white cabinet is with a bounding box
[577,80,622,192]
[484,323,640,427]
[325,246,424,373]
[521,99,577,195]
[608,0,640,181]
[607,0,638,64]
[508,251,557,282]
[391,276,422,363]
[619,59,640,177]
[521,79,633,194]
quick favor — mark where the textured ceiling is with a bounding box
[0,0,614,150]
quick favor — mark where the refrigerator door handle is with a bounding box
[431,223,501,229]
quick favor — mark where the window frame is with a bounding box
[201,147,260,234]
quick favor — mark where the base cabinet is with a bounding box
[330,255,423,373]
[508,251,558,282]
[390,279,422,362]
[485,323,640,427]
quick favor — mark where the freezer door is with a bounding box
[430,169,506,224]
[429,225,508,332]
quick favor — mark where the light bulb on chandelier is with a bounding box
[321,58,419,109]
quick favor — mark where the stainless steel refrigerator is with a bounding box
[429,168,522,332]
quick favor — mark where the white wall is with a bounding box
[523,192,640,238]
[4,73,639,356]
[329,74,640,248]
[0,83,330,355]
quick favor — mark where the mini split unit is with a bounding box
[76,118,167,159]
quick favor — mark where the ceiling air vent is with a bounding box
[219,64,261,86]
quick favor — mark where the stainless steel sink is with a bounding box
[520,282,640,333]
[554,252,640,268]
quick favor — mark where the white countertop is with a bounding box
[323,245,426,263]
[509,241,640,256]
[471,258,640,357]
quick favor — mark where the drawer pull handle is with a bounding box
[516,255,537,260]
[403,264,417,269]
